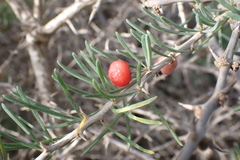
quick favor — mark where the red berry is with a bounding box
[156,56,178,75]
[108,60,131,87]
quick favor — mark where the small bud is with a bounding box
[217,92,228,107]
[214,57,229,68]
[230,61,240,72]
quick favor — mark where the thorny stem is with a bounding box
[176,23,240,160]
[77,102,113,140]
[75,113,88,140]
[36,6,232,160]
[36,29,203,160]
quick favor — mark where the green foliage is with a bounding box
[0,136,7,160]
[0,1,16,27]
[0,0,33,28]
[1,0,238,158]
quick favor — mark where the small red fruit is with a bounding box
[108,60,131,87]
[156,56,178,75]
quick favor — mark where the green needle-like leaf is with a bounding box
[116,32,145,67]
[126,19,147,34]
[141,7,164,23]
[31,110,53,141]
[52,76,91,96]
[199,4,216,23]
[152,48,166,56]
[161,16,197,32]
[116,50,145,59]
[216,0,240,14]
[92,79,135,99]
[192,9,215,27]
[3,143,31,151]
[82,93,106,99]
[16,87,53,141]
[2,104,39,143]
[152,104,183,146]
[129,29,166,56]
[195,14,203,30]
[138,18,195,35]
[54,69,80,114]
[194,0,215,22]
[72,52,95,79]
[226,11,240,21]
[147,31,189,53]
[104,123,155,154]
[6,92,75,121]
[116,49,134,58]
[202,20,220,33]
[85,41,97,63]
[57,61,92,84]
[141,34,152,68]
[79,51,98,73]
[46,120,79,129]
[0,131,41,150]
[130,28,142,42]
[126,112,162,125]
[136,62,143,86]
[193,20,224,54]
[125,113,131,150]
[90,45,118,61]
[81,113,123,156]
[64,82,90,95]
[234,106,240,112]
[234,142,240,158]
[142,95,183,146]
[96,59,109,91]
[0,137,7,160]
[112,96,157,113]
[7,92,76,120]
[18,117,50,140]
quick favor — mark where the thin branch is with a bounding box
[35,11,233,158]
[35,24,207,158]
[36,129,77,160]
[88,0,102,23]
[40,0,96,34]
[33,0,42,20]
[142,0,216,7]
[176,23,240,160]
[6,0,36,25]
[177,2,187,28]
